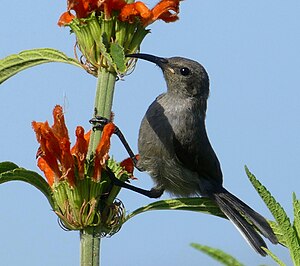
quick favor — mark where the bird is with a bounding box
[90,53,278,256]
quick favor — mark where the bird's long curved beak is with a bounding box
[126,53,168,68]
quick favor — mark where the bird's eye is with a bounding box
[180,67,190,76]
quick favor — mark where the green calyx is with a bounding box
[52,158,131,235]
[68,12,149,76]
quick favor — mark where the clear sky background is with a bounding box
[1,1,300,265]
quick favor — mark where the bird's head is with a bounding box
[127,53,210,99]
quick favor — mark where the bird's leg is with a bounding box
[89,116,140,170]
[90,116,164,198]
[105,166,164,198]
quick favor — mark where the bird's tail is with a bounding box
[211,188,278,256]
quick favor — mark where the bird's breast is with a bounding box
[137,95,204,196]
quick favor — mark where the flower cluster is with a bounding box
[33,106,101,187]
[58,0,181,27]
[57,0,182,75]
[32,105,133,231]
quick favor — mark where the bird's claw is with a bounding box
[89,116,110,131]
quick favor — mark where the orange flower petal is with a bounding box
[95,122,115,160]
[60,138,75,187]
[52,105,69,141]
[103,0,127,18]
[71,126,89,179]
[118,3,139,23]
[119,2,151,23]
[38,157,55,187]
[58,11,75,26]
[119,0,180,26]
[67,0,99,19]
[93,156,102,182]
[71,126,88,157]
[156,11,179,23]
[93,122,115,181]
[147,0,180,26]
[40,124,61,160]
[135,2,152,19]
[32,121,62,180]
[120,154,139,179]
[120,157,134,174]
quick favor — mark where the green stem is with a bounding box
[87,67,117,158]
[80,228,101,266]
[83,68,117,266]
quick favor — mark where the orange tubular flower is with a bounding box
[119,0,181,26]
[58,0,127,26]
[32,105,114,188]
[120,155,139,179]
[58,0,182,26]
[67,0,99,18]
[93,122,115,181]
[71,127,90,179]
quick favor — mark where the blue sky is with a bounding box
[1,0,300,265]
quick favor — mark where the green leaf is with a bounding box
[190,243,245,266]
[293,193,300,242]
[0,48,83,84]
[245,166,300,265]
[110,43,126,73]
[0,164,55,209]
[261,247,286,266]
[125,197,226,222]
[269,221,287,246]
[96,32,114,67]
[0,161,19,174]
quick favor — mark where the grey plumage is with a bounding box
[128,53,278,256]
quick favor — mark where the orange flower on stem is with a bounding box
[93,122,115,181]
[57,0,183,75]
[31,105,134,232]
[58,0,127,26]
[58,0,181,26]
[71,127,90,179]
[32,105,117,188]
[119,0,181,26]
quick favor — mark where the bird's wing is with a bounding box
[173,125,223,186]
